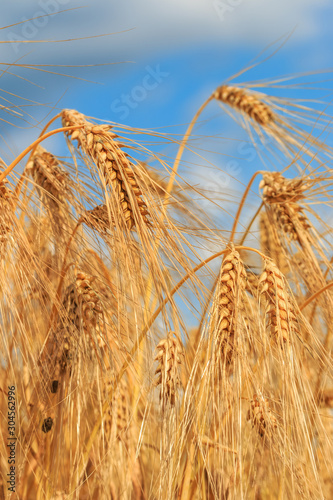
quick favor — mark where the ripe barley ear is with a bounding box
[214,85,275,126]
[247,393,277,437]
[0,178,15,249]
[259,259,298,346]
[259,211,289,274]
[27,145,69,213]
[214,248,246,368]
[154,332,184,407]
[260,172,311,242]
[81,204,112,235]
[62,109,149,229]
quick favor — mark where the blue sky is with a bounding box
[1,1,333,328]
[1,1,333,205]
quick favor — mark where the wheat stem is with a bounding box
[196,202,264,339]
[14,113,63,200]
[238,201,264,245]
[300,281,333,311]
[136,95,214,410]
[1,126,82,184]
[45,219,82,338]
[39,112,63,138]
[229,171,262,243]
[167,94,214,202]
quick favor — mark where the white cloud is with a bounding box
[0,0,330,148]
[0,0,330,63]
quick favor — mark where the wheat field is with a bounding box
[1,25,333,500]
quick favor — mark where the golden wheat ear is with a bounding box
[27,145,69,211]
[154,331,184,407]
[260,172,311,242]
[214,85,275,126]
[259,210,289,274]
[213,81,333,173]
[42,270,104,395]
[102,370,131,443]
[259,171,333,325]
[0,177,15,249]
[247,393,277,438]
[62,109,150,229]
[213,247,247,369]
[258,258,299,346]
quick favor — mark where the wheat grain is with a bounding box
[27,145,69,212]
[0,178,15,247]
[247,393,277,437]
[103,372,130,442]
[259,211,289,274]
[259,258,298,345]
[62,109,149,229]
[81,204,112,235]
[215,248,246,366]
[154,332,184,406]
[260,172,311,242]
[214,85,275,126]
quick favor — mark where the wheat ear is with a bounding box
[259,259,298,345]
[0,178,15,247]
[260,172,311,242]
[215,248,246,366]
[103,372,130,443]
[154,331,184,406]
[27,145,69,211]
[62,109,149,229]
[214,85,275,126]
[247,393,277,437]
[49,271,103,392]
[81,204,112,235]
[259,211,289,274]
